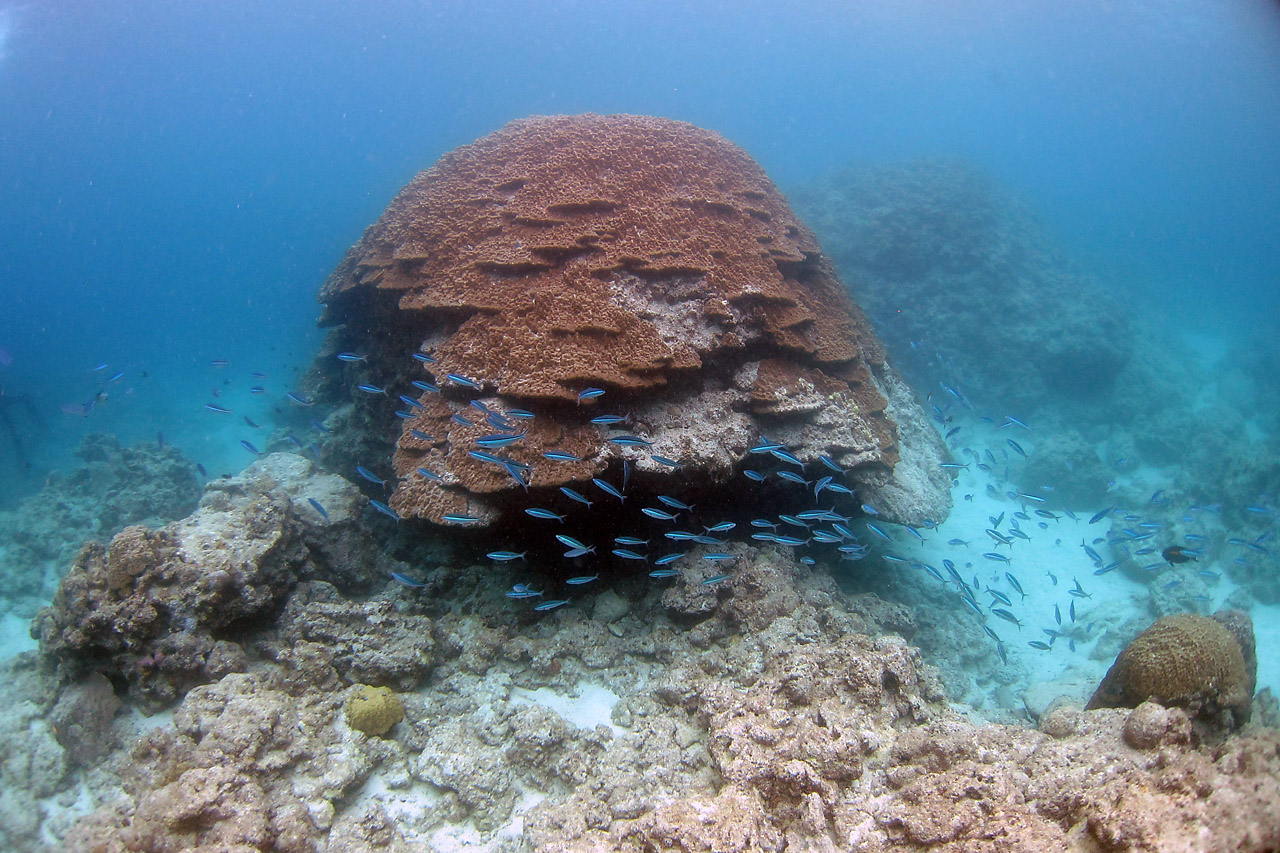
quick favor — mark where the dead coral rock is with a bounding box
[49,671,121,767]
[66,672,390,853]
[627,786,785,852]
[1087,613,1253,729]
[269,581,435,691]
[319,113,950,527]
[870,713,1280,853]
[1122,700,1192,750]
[33,453,402,712]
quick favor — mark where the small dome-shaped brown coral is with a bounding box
[1087,614,1252,728]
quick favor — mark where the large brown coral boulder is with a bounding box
[319,113,950,527]
[1087,613,1253,728]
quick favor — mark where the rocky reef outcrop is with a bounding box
[790,159,1134,413]
[316,113,950,527]
[5,454,1275,852]
[0,433,201,617]
[32,454,420,712]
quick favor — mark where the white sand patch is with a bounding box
[0,610,36,661]
[510,683,625,735]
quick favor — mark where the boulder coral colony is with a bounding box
[2,114,1276,851]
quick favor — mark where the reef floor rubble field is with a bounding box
[0,422,1273,850]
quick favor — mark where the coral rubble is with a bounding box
[317,114,950,527]
[7,457,1277,851]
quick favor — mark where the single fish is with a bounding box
[356,383,387,395]
[593,478,626,502]
[654,553,684,565]
[446,373,484,389]
[391,572,428,588]
[286,392,315,407]
[776,471,809,486]
[743,469,766,482]
[240,440,263,456]
[590,415,626,425]
[475,432,527,449]
[556,534,588,550]
[543,451,582,462]
[577,387,605,403]
[487,551,527,562]
[204,403,232,414]
[769,447,803,466]
[866,523,892,541]
[992,608,1024,629]
[612,549,647,561]
[534,599,570,611]
[369,500,399,521]
[336,353,366,362]
[565,575,598,585]
[649,568,682,578]
[356,466,385,486]
[983,552,1012,563]
[1006,439,1027,457]
[1028,640,1051,651]
[1088,507,1115,524]
[441,513,481,524]
[749,441,784,453]
[608,435,652,447]
[701,573,732,585]
[411,380,439,393]
[704,522,736,533]
[657,495,693,511]
[650,454,682,468]
[560,487,593,507]
[563,547,596,558]
[614,536,650,546]
[412,352,437,364]
[642,507,679,521]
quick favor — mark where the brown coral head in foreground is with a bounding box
[1087,612,1253,729]
[318,114,914,526]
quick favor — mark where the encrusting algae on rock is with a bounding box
[345,684,404,737]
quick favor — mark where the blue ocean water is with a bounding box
[2,3,1277,464]
[0,4,1278,847]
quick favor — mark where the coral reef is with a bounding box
[316,114,950,527]
[789,160,1134,415]
[1087,612,1254,729]
[8,457,1277,852]
[32,454,417,712]
[345,685,405,737]
[0,433,201,617]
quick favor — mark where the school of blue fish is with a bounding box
[197,349,1276,664]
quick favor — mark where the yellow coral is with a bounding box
[345,685,404,736]
[1087,614,1250,725]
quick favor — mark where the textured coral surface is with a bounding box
[7,458,1278,852]
[1087,613,1252,727]
[317,114,951,526]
